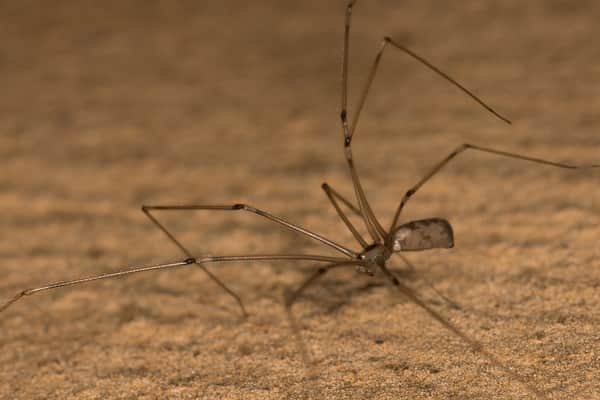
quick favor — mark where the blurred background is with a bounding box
[1,0,599,398]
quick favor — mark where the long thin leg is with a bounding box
[341,1,387,243]
[143,204,357,258]
[340,1,512,245]
[321,183,368,248]
[394,254,461,310]
[143,203,357,314]
[388,143,600,232]
[143,205,245,314]
[378,264,547,399]
[349,37,511,140]
[0,254,356,314]
[322,183,361,215]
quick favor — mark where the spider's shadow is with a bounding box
[287,267,418,319]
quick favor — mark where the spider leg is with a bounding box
[318,184,462,310]
[1,255,354,314]
[321,183,361,215]
[142,204,357,258]
[142,203,359,314]
[348,37,511,140]
[394,253,461,310]
[378,263,547,399]
[340,1,386,243]
[340,1,510,244]
[388,143,600,232]
[321,183,368,248]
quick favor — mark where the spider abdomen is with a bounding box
[392,218,454,251]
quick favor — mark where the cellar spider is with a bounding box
[1,1,598,398]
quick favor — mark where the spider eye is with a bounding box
[392,218,454,251]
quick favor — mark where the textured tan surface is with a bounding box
[1,1,600,399]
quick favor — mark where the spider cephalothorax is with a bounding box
[357,243,389,274]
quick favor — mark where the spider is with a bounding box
[1,1,598,398]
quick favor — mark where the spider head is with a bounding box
[391,218,454,252]
[357,243,390,275]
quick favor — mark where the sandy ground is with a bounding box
[1,0,600,399]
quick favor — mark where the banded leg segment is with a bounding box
[142,205,246,314]
[142,203,359,314]
[378,264,546,399]
[322,183,361,215]
[143,204,357,258]
[340,1,511,245]
[388,143,600,233]
[349,37,511,140]
[0,254,354,314]
[394,254,460,310]
[321,183,368,248]
[341,1,386,243]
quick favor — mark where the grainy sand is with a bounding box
[1,1,600,399]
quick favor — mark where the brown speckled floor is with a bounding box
[1,1,600,399]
